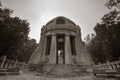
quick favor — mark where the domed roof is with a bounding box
[41,16,80,33]
[45,16,76,26]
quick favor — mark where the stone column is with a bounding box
[50,34,57,64]
[65,34,72,64]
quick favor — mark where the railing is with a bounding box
[0,55,25,69]
[93,60,120,78]
[95,60,120,71]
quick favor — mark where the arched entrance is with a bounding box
[56,34,65,64]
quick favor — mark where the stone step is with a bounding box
[48,64,73,75]
[37,64,87,77]
[0,68,7,72]
[0,68,20,75]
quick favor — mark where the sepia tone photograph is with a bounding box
[0,0,120,80]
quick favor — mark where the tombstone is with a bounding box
[29,16,92,76]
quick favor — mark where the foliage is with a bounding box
[87,0,120,64]
[0,5,37,63]
[17,39,38,63]
[105,0,120,9]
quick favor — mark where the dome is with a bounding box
[41,16,80,33]
[46,16,76,26]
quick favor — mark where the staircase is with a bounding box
[47,64,74,77]
[36,64,87,77]
[71,64,86,76]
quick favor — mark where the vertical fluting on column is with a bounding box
[49,34,57,64]
[65,34,72,64]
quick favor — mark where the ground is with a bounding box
[0,72,99,80]
[0,72,118,80]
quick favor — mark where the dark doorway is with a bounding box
[56,34,65,64]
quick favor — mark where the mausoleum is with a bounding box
[29,16,92,77]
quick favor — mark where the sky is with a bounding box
[1,0,109,43]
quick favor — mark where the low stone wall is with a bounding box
[0,56,25,75]
[93,60,120,78]
[0,56,25,69]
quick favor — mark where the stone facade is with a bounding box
[29,16,92,74]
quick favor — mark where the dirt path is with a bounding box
[0,73,97,80]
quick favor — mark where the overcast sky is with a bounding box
[1,0,109,42]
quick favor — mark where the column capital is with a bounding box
[65,33,70,36]
[51,33,56,36]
